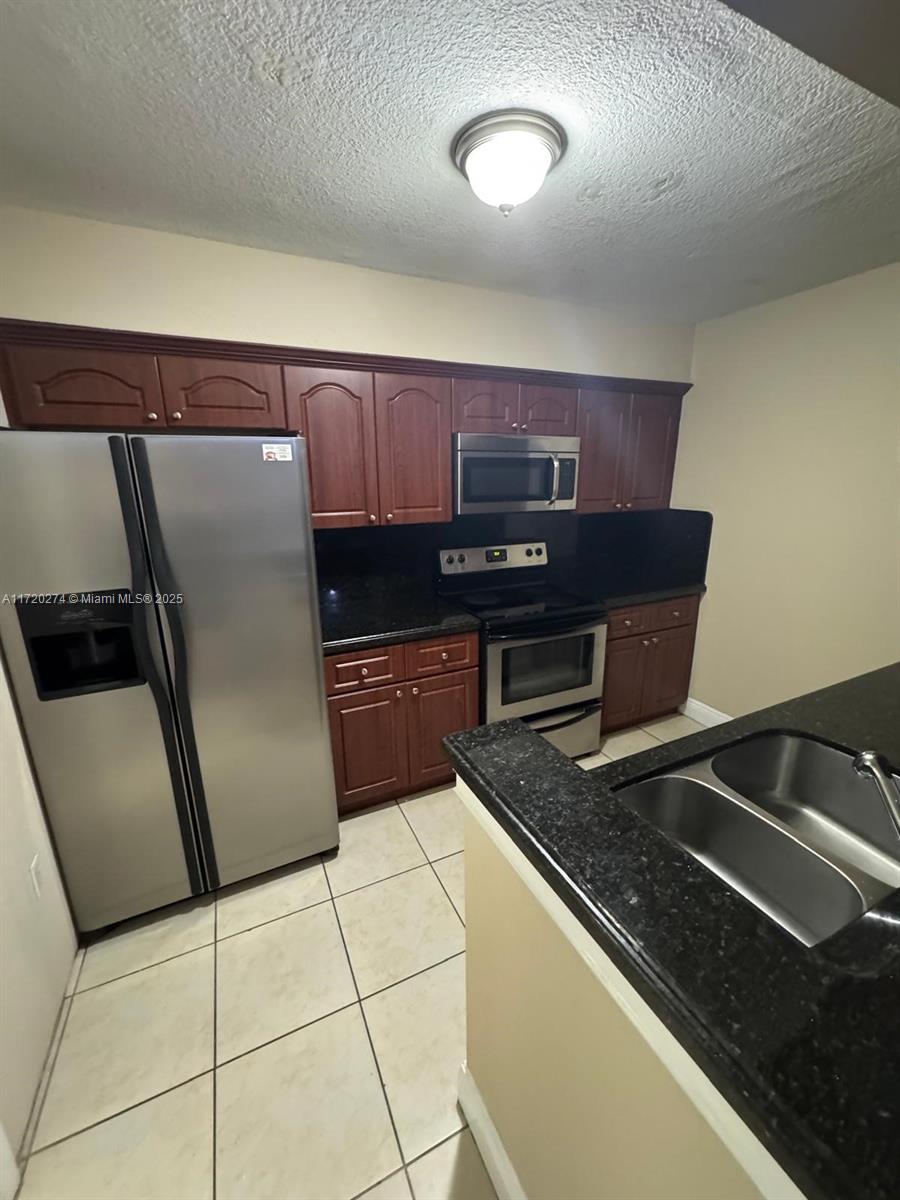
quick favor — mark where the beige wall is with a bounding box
[0,206,693,381]
[0,655,76,1154]
[465,810,764,1200]
[673,264,900,716]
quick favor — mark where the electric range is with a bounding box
[437,542,608,757]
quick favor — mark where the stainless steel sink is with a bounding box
[616,734,900,947]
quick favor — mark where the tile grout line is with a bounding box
[17,987,74,1168]
[395,800,465,930]
[359,951,466,1004]
[23,1069,215,1160]
[324,856,414,1195]
[350,1121,477,1200]
[71,937,219,996]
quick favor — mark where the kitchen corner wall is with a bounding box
[0,206,693,381]
[672,264,900,717]
[0,653,75,1159]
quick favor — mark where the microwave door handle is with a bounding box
[549,454,561,505]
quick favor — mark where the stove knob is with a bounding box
[446,555,455,565]
[535,547,543,556]
[525,548,533,557]
[458,553,466,563]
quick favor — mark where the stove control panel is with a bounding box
[439,542,548,574]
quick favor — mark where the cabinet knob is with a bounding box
[441,652,449,661]
[146,411,159,422]
[623,619,633,627]
[360,668,368,677]
[671,610,680,618]
[651,637,659,645]
[171,411,183,421]
[511,422,519,430]
[369,514,377,523]
[642,639,650,646]
[412,687,420,695]
[386,513,394,522]
[624,501,632,509]
[521,424,528,431]
[614,502,623,510]
[396,689,403,698]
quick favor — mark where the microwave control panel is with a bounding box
[438,543,548,575]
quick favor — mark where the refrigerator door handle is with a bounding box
[108,436,205,894]
[129,437,220,888]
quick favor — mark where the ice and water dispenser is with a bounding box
[17,591,144,700]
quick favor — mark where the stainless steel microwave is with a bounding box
[454,433,581,515]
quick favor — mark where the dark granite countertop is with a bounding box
[318,571,705,654]
[318,573,480,655]
[444,664,900,1200]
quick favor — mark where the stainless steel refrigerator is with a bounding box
[0,432,338,932]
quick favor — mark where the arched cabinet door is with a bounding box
[283,367,379,528]
[452,378,519,434]
[157,355,285,429]
[374,373,452,525]
[519,384,577,436]
[3,346,164,427]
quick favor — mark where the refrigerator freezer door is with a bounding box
[132,435,338,886]
[0,433,198,930]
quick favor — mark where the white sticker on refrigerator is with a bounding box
[261,443,293,462]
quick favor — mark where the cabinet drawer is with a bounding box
[404,633,479,678]
[324,644,405,695]
[644,594,699,631]
[607,607,651,640]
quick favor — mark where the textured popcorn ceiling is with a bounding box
[0,0,898,321]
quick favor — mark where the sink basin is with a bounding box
[711,734,900,888]
[616,734,900,947]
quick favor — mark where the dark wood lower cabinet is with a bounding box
[326,636,480,814]
[407,669,479,792]
[327,684,410,813]
[601,598,698,732]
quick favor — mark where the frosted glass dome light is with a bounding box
[452,111,566,216]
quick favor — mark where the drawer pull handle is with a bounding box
[441,651,449,661]
[412,687,420,695]
[642,639,650,646]
[360,668,368,677]
[651,637,659,645]
[672,610,680,617]
[623,619,633,627]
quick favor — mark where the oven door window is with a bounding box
[501,633,594,706]
[462,455,553,504]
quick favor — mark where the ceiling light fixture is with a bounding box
[452,110,566,216]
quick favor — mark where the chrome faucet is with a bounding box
[853,751,900,841]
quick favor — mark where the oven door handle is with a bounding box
[489,617,607,642]
[527,702,603,734]
[548,454,560,505]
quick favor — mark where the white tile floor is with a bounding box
[17,786,494,1200]
[17,713,704,1200]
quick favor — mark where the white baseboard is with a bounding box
[680,697,732,727]
[458,1062,528,1200]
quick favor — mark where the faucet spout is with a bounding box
[853,751,900,841]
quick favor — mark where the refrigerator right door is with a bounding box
[131,435,338,887]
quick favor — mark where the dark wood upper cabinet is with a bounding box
[622,393,681,511]
[327,683,410,813]
[3,346,164,428]
[374,373,451,525]
[452,378,520,434]
[576,390,630,513]
[284,367,379,528]
[407,668,478,791]
[157,356,286,429]
[519,384,578,436]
